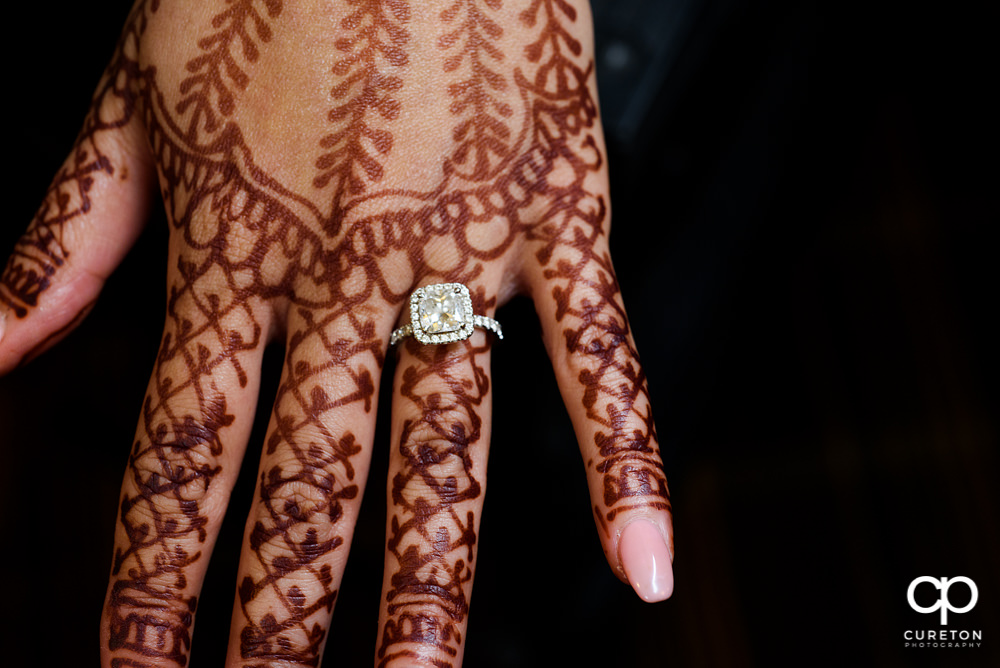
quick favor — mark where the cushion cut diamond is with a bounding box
[417,285,466,334]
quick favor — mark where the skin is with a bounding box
[0,1,673,666]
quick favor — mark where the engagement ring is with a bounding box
[390,283,503,345]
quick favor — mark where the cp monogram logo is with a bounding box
[907,576,979,625]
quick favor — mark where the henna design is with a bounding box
[373,2,670,664]
[516,0,669,522]
[314,0,410,208]
[105,3,401,664]
[109,394,235,666]
[0,142,108,317]
[2,0,666,664]
[103,3,295,666]
[177,0,283,137]
[546,246,668,520]
[439,0,513,180]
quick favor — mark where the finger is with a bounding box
[226,302,390,667]
[528,229,674,603]
[100,260,270,667]
[0,57,155,373]
[376,289,496,668]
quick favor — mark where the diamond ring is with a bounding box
[390,283,503,345]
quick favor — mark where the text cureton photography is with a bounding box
[903,629,982,649]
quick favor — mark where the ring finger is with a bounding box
[376,282,499,668]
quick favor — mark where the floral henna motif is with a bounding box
[516,0,669,526]
[104,3,303,666]
[373,1,670,664]
[179,0,283,133]
[439,0,513,180]
[104,3,398,665]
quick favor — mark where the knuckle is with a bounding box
[257,438,361,524]
[402,404,479,453]
[107,580,195,659]
[565,310,631,362]
[378,609,463,668]
[601,459,669,505]
[128,437,220,502]
[594,432,670,517]
[123,401,231,527]
[258,474,342,528]
[132,438,214,484]
[396,409,481,505]
[249,463,358,568]
[240,622,325,668]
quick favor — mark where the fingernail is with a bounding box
[619,520,673,602]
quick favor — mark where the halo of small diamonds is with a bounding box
[410,283,475,344]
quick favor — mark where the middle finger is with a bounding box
[225,299,391,666]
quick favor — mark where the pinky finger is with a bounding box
[528,232,674,603]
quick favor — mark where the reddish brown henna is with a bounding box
[177,0,283,136]
[3,0,667,665]
[103,3,287,665]
[547,245,669,519]
[372,2,670,664]
[516,0,670,524]
[0,142,108,317]
[109,394,235,666]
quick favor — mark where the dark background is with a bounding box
[1,1,996,666]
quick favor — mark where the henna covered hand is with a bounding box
[0,1,673,666]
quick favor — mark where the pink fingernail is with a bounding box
[619,520,673,602]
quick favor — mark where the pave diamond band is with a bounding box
[390,283,503,345]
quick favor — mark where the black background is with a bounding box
[1,1,997,666]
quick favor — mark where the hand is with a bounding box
[0,1,674,666]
